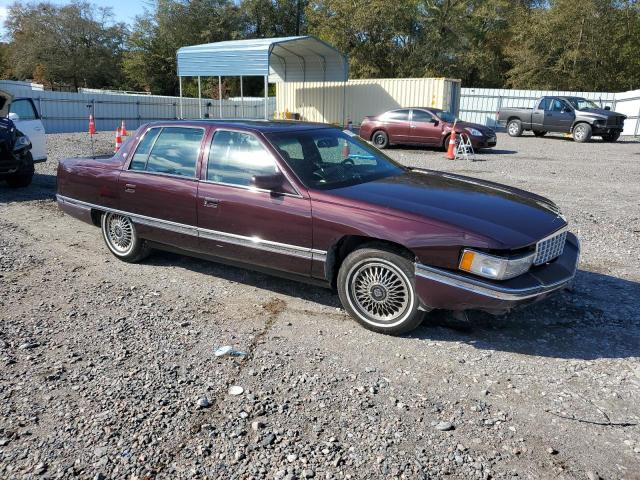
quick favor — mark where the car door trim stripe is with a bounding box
[57,195,326,262]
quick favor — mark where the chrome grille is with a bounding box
[534,230,567,266]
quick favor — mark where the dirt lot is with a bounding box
[1,132,639,480]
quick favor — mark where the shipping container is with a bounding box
[275,78,461,125]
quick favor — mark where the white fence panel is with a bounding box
[613,89,640,136]
[0,80,275,134]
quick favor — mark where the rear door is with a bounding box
[118,126,205,251]
[381,109,411,143]
[196,128,312,276]
[408,109,443,145]
[9,98,47,161]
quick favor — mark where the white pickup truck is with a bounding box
[1,90,47,187]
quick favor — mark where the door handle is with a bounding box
[124,183,136,193]
[410,125,417,129]
[203,197,219,208]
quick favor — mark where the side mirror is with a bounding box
[8,112,19,121]
[251,173,284,192]
[430,118,439,126]
[604,106,611,111]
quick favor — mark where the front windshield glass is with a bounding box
[267,129,405,190]
[566,97,600,110]
[434,110,457,123]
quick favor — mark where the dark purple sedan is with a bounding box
[56,120,579,335]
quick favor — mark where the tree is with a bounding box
[506,0,640,91]
[4,1,128,89]
[123,0,243,96]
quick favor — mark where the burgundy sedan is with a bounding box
[56,121,578,335]
[359,108,497,150]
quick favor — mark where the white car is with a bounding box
[6,94,47,163]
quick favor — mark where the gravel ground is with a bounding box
[1,131,639,479]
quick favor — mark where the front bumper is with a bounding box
[469,135,497,149]
[414,232,580,314]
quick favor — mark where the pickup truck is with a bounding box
[497,96,626,143]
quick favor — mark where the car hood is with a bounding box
[324,169,567,249]
[577,108,626,119]
[451,121,495,135]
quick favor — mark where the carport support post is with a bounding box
[264,75,268,120]
[218,76,223,118]
[178,76,183,119]
[240,75,244,119]
[197,76,202,119]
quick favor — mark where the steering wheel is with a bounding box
[341,157,355,167]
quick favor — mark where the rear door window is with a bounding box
[383,109,410,122]
[130,127,203,177]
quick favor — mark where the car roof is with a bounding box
[143,119,335,134]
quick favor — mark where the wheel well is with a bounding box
[507,116,521,124]
[572,121,591,131]
[90,209,103,227]
[325,235,416,289]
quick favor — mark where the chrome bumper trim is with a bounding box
[415,260,577,302]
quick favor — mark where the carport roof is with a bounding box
[176,36,348,82]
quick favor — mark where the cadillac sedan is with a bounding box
[56,120,579,335]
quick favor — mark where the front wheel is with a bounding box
[602,131,621,142]
[101,212,151,262]
[337,246,423,335]
[573,123,592,143]
[6,152,34,188]
[507,119,523,137]
[371,130,389,149]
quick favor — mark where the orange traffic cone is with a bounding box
[446,130,457,160]
[120,120,128,136]
[89,114,96,135]
[114,127,123,153]
[342,139,350,158]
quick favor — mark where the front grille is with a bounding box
[606,116,624,127]
[534,230,567,266]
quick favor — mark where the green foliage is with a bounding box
[1,0,638,93]
[4,1,128,89]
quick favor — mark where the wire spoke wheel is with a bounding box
[104,213,135,255]
[348,260,411,325]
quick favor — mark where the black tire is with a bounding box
[533,130,547,137]
[337,245,423,335]
[572,123,592,143]
[602,131,621,142]
[507,119,523,137]
[100,212,151,262]
[5,152,34,188]
[371,130,389,149]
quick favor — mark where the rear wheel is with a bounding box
[573,123,592,143]
[507,119,523,137]
[602,131,620,142]
[101,212,151,262]
[371,130,389,149]
[337,246,423,335]
[6,152,34,188]
[533,130,547,137]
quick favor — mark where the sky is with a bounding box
[0,0,149,39]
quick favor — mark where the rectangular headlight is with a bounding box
[459,249,534,280]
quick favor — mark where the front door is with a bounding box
[9,99,47,161]
[544,98,575,133]
[118,126,205,251]
[408,109,443,145]
[197,129,313,276]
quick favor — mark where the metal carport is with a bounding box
[176,36,349,121]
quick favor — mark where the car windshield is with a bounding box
[434,110,457,123]
[566,98,600,110]
[267,129,406,190]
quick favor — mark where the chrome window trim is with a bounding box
[199,179,304,199]
[56,195,325,262]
